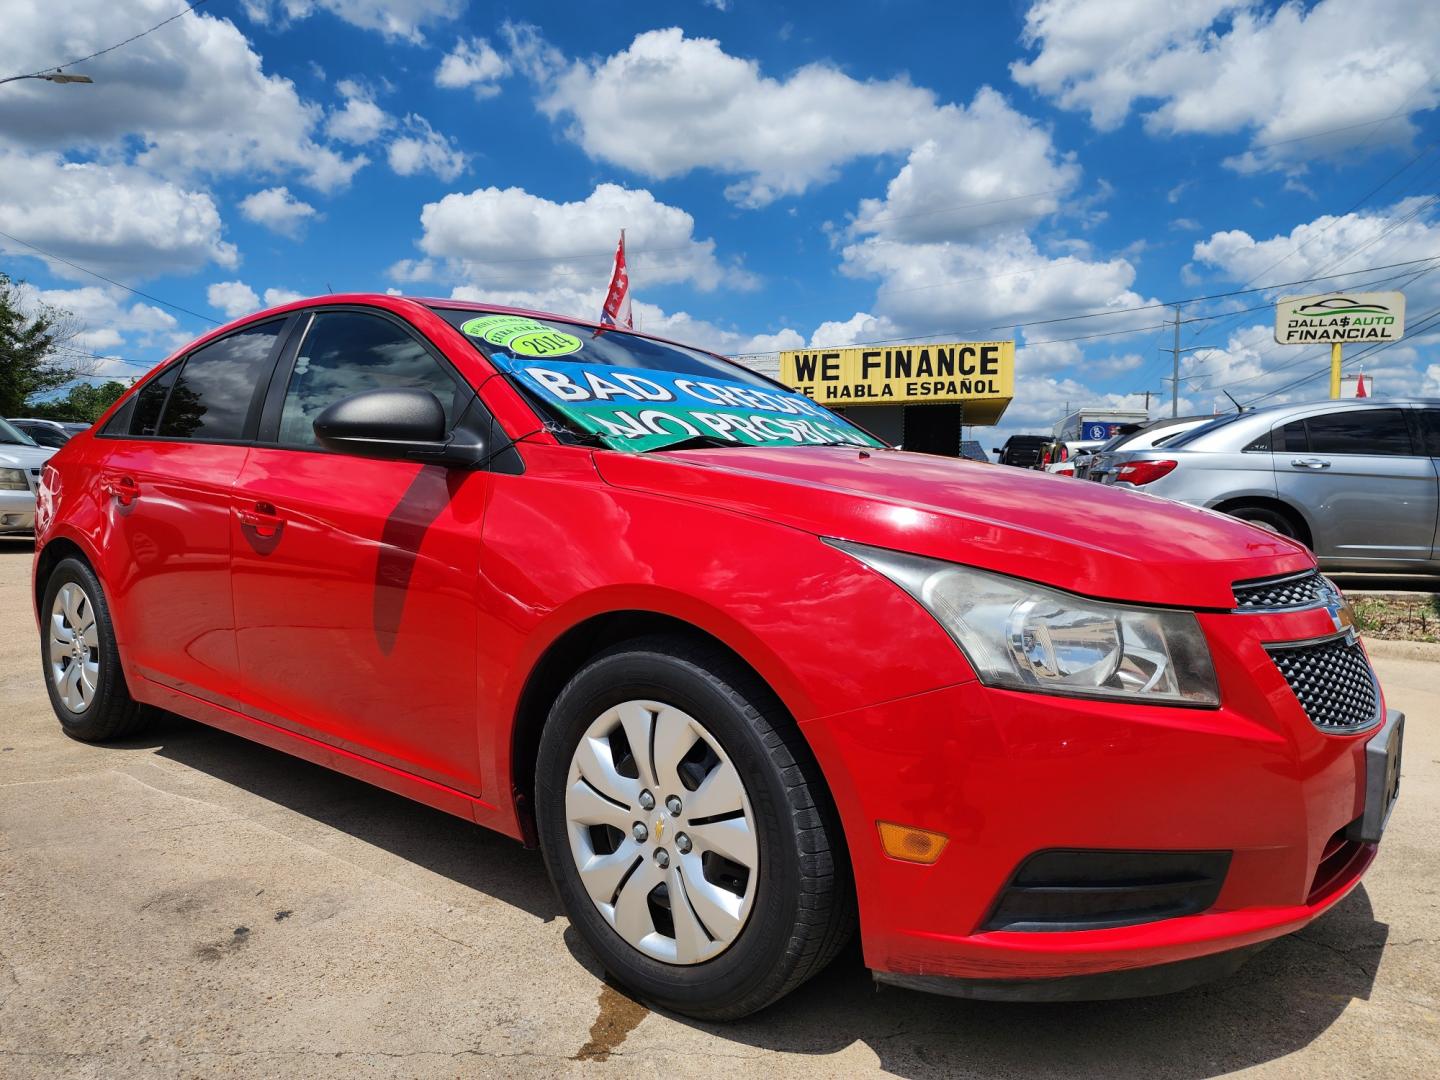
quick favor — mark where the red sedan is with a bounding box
[31,295,1402,1018]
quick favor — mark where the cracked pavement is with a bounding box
[2,537,1437,1078]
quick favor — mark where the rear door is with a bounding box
[1274,407,1437,564]
[229,307,491,794]
[92,319,289,707]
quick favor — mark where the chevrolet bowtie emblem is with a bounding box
[1319,581,1357,638]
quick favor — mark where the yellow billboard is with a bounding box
[779,341,1014,423]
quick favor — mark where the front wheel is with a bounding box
[535,637,854,1020]
[40,557,150,742]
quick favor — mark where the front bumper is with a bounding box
[0,488,37,534]
[801,605,1395,998]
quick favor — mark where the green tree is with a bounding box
[26,381,130,423]
[0,271,83,417]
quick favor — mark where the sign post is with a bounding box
[1274,292,1405,399]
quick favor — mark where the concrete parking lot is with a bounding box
[1,536,1437,1079]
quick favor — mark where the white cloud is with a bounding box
[326,80,393,145]
[435,36,508,97]
[241,0,462,44]
[849,88,1081,244]
[840,229,1157,338]
[408,182,747,294]
[325,80,465,179]
[0,151,237,279]
[1012,0,1440,170]
[1192,196,1440,289]
[239,186,319,237]
[387,116,469,181]
[515,25,940,206]
[207,281,261,319]
[0,0,365,191]
[22,284,181,360]
[207,281,307,319]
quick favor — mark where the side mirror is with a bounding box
[991,447,1001,454]
[314,388,476,465]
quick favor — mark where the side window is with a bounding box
[1303,409,1412,456]
[128,364,180,437]
[1271,420,1307,453]
[277,311,465,447]
[157,323,282,441]
[1418,409,1440,456]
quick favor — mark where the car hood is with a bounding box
[593,445,1312,609]
[0,443,54,469]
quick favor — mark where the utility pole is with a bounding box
[1171,305,1181,417]
[1160,304,1202,418]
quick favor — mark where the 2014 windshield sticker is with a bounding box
[460,315,583,359]
[510,359,882,452]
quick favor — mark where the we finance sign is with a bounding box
[780,341,1015,407]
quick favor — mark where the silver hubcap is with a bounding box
[564,700,758,965]
[49,583,100,714]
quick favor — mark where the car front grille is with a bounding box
[1266,633,1380,732]
[1233,569,1326,610]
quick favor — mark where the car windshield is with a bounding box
[0,418,38,446]
[1161,412,1248,449]
[431,307,882,453]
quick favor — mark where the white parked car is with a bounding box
[1042,438,1104,477]
[0,418,58,535]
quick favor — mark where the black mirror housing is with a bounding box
[313,388,485,466]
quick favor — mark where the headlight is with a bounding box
[0,468,27,492]
[829,539,1219,707]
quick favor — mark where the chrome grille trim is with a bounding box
[1233,569,1327,612]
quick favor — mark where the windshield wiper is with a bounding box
[646,435,756,452]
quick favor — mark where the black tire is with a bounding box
[39,557,150,742]
[536,636,855,1020]
[1227,504,1302,542]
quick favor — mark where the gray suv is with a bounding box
[1092,399,1440,571]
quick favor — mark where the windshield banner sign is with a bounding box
[507,359,883,452]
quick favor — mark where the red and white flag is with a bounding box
[1355,373,1368,398]
[600,229,632,330]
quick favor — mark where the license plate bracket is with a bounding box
[1347,709,1404,844]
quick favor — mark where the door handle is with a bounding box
[103,474,138,505]
[236,500,284,538]
[1290,458,1332,470]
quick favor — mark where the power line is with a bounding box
[0,229,219,325]
[1197,258,1440,392]
[731,256,1440,357]
[1246,302,1440,406]
[2,1,210,83]
[1177,257,1440,389]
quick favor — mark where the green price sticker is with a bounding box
[461,315,582,358]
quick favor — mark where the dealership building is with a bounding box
[736,340,1015,456]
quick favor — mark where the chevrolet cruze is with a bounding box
[32,295,1403,1018]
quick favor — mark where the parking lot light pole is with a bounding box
[0,70,94,86]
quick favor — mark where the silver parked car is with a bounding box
[0,418,58,535]
[1092,399,1440,571]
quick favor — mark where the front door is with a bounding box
[1273,407,1438,564]
[229,308,490,794]
[95,320,286,708]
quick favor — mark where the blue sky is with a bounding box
[3,0,1440,442]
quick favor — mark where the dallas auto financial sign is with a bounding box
[1274,291,1407,345]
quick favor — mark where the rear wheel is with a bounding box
[40,557,150,742]
[1226,504,1303,543]
[535,637,854,1019]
